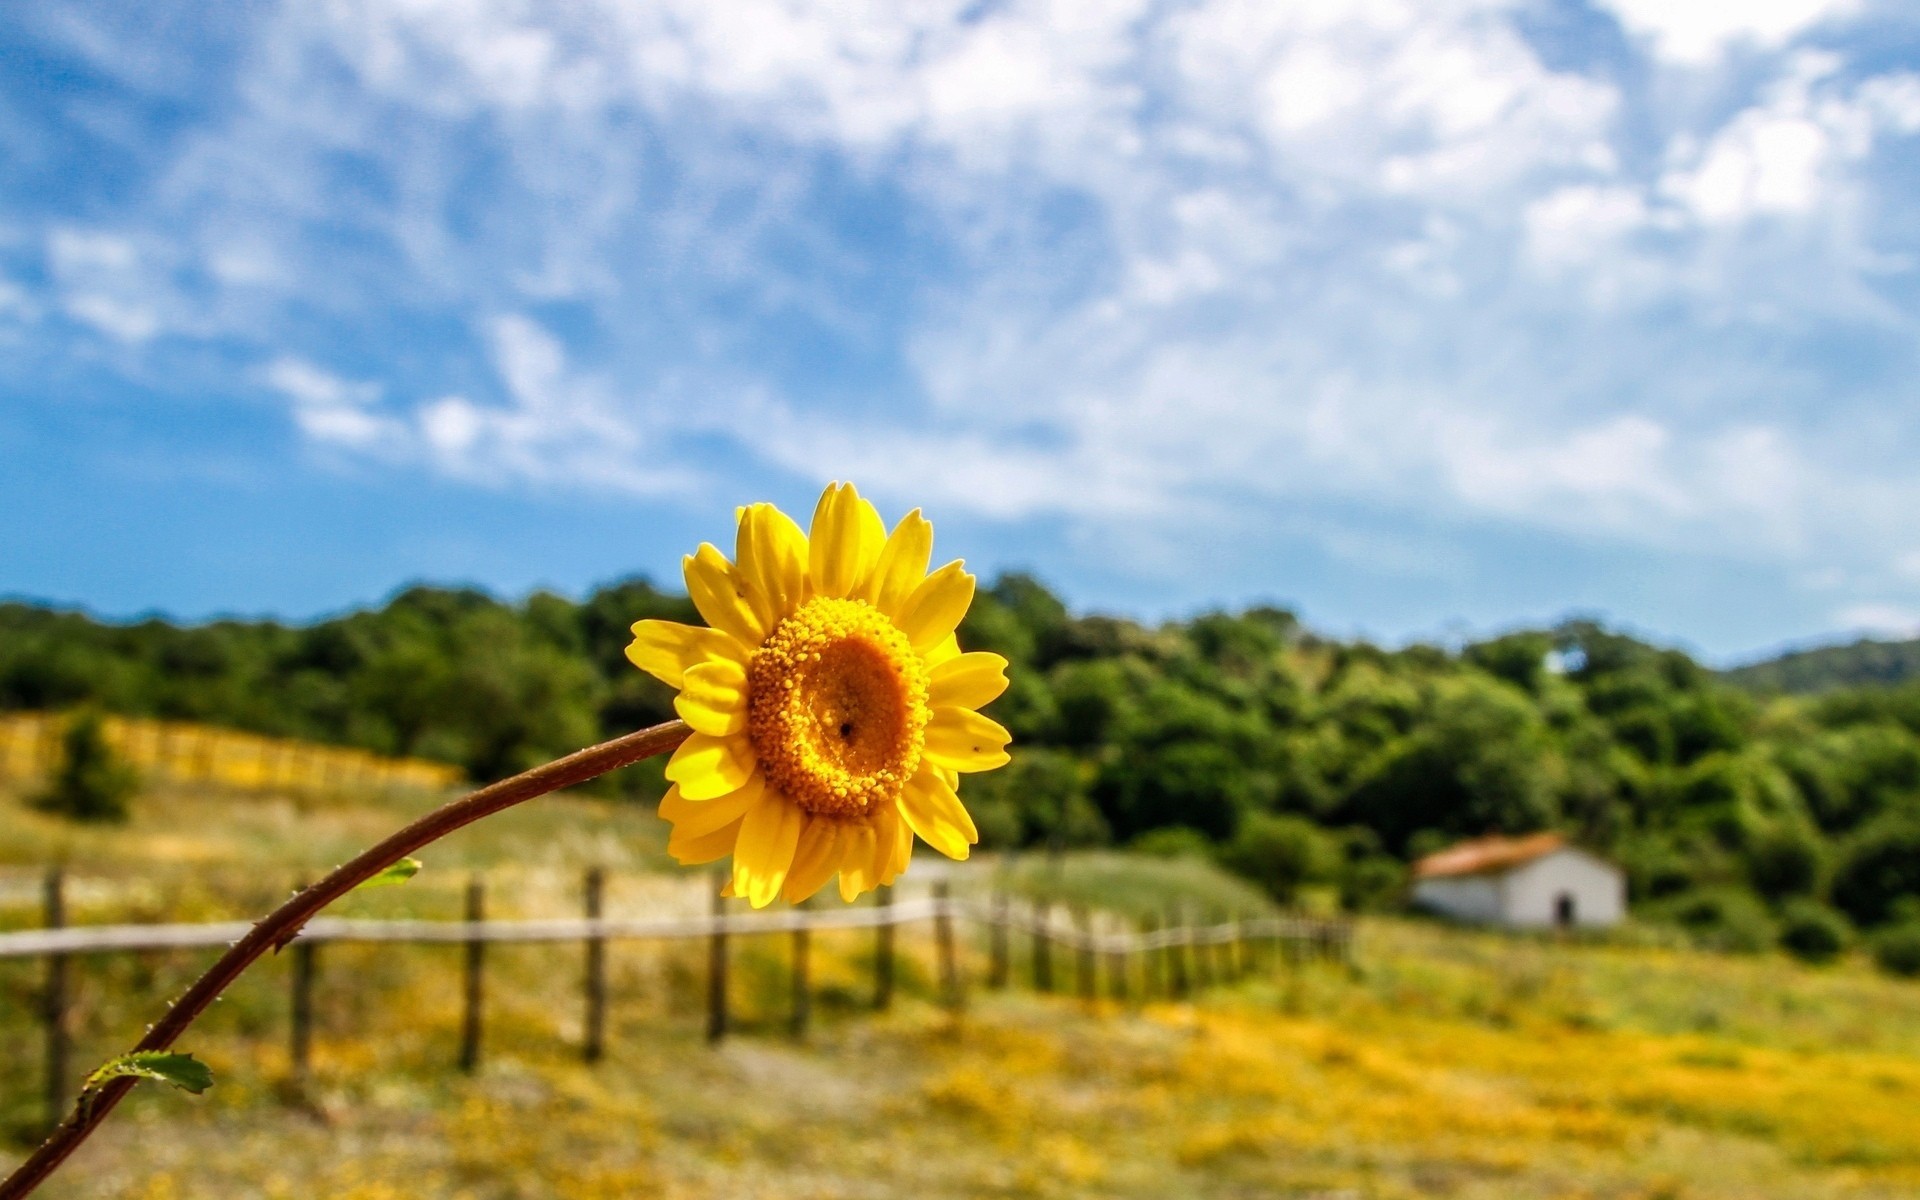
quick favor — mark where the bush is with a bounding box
[1129,826,1213,859]
[1338,855,1407,913]
[31,710,139,823]
[1776,900,1849,964]
[1871,922,1920,978]
[1657,888,1776,954]
[1832,816,1920,927]
[1217,813,1340,904]
[1745,827,1825,901]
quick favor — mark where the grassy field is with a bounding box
[5,779,1920,1199]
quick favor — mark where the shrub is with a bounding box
[1217,813,1340,904]
[1338,855,1407,913]
[1871,922,1920,978]
[1129,826,1214,860]
[1776,900,1849,965]
[31,710,139,823]
[1832,816,1920,927]
[1745,827,1825,901]
[1658,888,1776,954]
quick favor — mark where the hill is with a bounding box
[10,581,1920,962]
[1723,636,1920,694]
[5,788,1920,1200]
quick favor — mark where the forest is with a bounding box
[5,576,1920,968]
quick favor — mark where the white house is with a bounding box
[1410,833,1625,929]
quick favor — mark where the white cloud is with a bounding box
[1523,184,1655,267]
[48,229,163,342]
[1832,602,1920,638]
[265,357,400,450]
[408,313,702,495]
[1599,0,1857,65]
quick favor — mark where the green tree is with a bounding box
[1832,816,1920,927]
[32,711,139,822]
[1218,813,1340,904]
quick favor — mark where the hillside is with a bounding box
[4,781,1920,1199]
[11,583,1920,968]
[1723,636,1920,694]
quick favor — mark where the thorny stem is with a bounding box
[0,719,691,1200]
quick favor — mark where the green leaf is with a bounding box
[84,1051,214,1094]
[356,857,423,890]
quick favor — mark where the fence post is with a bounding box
[707,872,729,1045]
[289,877,316,1086]
[1190,902,1205,990]
[874,885,895,1011]
[459,877,485,1073]
[988,890,1009,990]
[42,869,68,1134]
[1167,906,1189,999]
[1073,905,1095,1004]
[1108,919,1129,1004]
[1218,909,1237,982]
[935,880,961,1014]
[1032,900,1054,993]
[583,867,607,1063]
[1143,913,1162,998]
[791,898,811,1040]
[290,937,316,1084]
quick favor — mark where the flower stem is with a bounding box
[0,719,691,1200]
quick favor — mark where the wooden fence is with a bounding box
[0,869,1351,1133]
[0,712,463,797]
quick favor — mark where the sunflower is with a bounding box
[627,482,1012,907]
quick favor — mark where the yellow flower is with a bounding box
[627,482,1012,907]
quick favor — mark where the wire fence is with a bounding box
[1,868,1353,1135]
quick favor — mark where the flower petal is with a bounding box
[674,659,749,736]
[733,795,805,908]
[894,561,974,651]
[809,482,881,599]
[899,768,977,860]
[664,732,756,800]
[924,707,1012,772]
[667,817,743,865]
[837,821,878,902]
[928,652,1010,710]
[660,775,764,840]
[871,803,912,884]
[860,508,933,616]
[684,543,767,645]
[736,502,809,625]
[625,620,743,688]
[924,632,962,668]
[781,817,842,904]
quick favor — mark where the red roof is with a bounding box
[1411,832,1567,880]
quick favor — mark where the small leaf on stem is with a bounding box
[84,1051,214,1095]
[355,857,423,889]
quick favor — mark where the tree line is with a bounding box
[5,576,1920,971]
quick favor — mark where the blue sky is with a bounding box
[3,0,1920,663]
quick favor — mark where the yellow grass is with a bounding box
[0,712,461,798]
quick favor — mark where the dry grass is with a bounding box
[4,779,1920,1198]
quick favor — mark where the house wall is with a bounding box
[1410,874,1504,923]
[1500,850,1626,928]
[1411,849,1627,928]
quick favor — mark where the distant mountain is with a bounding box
[1722,637,1920,694]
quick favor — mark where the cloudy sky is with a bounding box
[3,0,1919,661]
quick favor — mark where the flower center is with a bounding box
[747,597,931,817]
